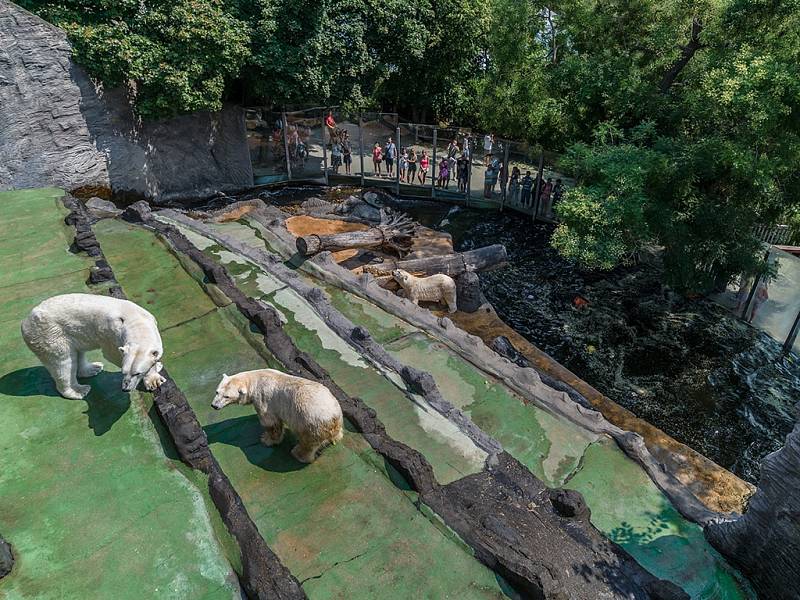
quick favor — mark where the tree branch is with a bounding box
[659,17,705,93]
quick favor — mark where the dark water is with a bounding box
[399,201,800,484]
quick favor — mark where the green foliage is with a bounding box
[21,0,251,118]
[19,0,800,294]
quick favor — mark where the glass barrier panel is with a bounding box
[246,108,289,185]
[328,107,359,181]
[285,107,326,183]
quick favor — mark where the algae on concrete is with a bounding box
[0,189,239,600]
[94,218,512,599]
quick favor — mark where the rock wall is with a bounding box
[0,1,252,200]
[705,404,800,599]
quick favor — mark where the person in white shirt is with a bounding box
[484,133,494,165]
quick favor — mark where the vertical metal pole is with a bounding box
[466,135,472,207]
[395,125,401,196]
[501,140,510,212]
[322,107,329,185]
[784,308,800,354]
[281,111,292,181]
[740,249,771,320]
[532,150,544,220]
[431,127,437,200]
[358,111,365,189]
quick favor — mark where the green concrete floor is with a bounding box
[0,189,239,600]
[94,219,511,599]
[222,217,752,600]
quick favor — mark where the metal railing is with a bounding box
[245,106,570,221]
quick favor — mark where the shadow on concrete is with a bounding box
[0,366,129,436]
[204,414,305,472]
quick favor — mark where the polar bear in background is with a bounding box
[21,294,166,400]
[212,369,344,463]
[392,269,458,313]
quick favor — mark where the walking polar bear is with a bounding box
[21,294,166,400]
[212,369,344,463]
[392,269,457,313]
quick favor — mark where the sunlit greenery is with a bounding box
[19,0,800,293]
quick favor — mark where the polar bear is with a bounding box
[211,369,344,463]
[392,269,458,313]
[21,293,166,400]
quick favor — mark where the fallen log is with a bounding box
[363,244,508,278]
[296,208,415,256]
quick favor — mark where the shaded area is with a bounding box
[0,368,129,436]
[0,188,239,599]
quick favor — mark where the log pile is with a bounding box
[296,208,416,257]
[363,244,508,278]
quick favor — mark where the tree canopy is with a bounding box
[19,0,800,293]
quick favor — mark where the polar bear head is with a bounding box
[211,374,248,410]
[392,269,412,286]
[119,343,163,392]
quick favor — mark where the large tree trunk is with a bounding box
[363,244,508,278]
[659,17,704,93]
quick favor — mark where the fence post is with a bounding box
[740,249,771,320]
[431,127,437,200]
[358,111,365,189]
[501,141,510,212]
[281,110,292,181]
[784,308,800,354]
[322,107,329,185]
[532,150,544,220]
[466,135,472,207]
[395,125,401,196]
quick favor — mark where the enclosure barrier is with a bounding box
[245,106,569,222]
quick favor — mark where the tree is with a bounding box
[20,0,252,118]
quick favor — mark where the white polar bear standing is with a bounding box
[392,269,458,313]
[21,293,166,400]
[212,369,344,463]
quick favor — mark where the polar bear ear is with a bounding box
[118,344,129,355]
[221,373,229,382]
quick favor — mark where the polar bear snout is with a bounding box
[121,373,142,392]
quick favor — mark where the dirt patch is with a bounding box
[286,215,368,237]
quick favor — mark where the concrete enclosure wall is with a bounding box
[0,1,253,200]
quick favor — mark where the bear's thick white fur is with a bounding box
[392,269,457,313]
[21,293,165,400]
[212,369,344,463]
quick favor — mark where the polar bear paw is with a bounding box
[143,371,166,391]
[61,384,91,400]
[260,428,285,447]
[291,445,316,464]
[77,361,104,378]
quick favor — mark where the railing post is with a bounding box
[395,125,401,196]
[358,111,365,189]
[322,107,329,185]
[784,308,800,354]
[431,127,437,200]
[501,140,510,212]
[740,249,771,320]
[466,135,472,207]
[532,149,544,220]
[282,110,292,181]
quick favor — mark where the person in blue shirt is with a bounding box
[384,137,397,178]
[520,171,534,206]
